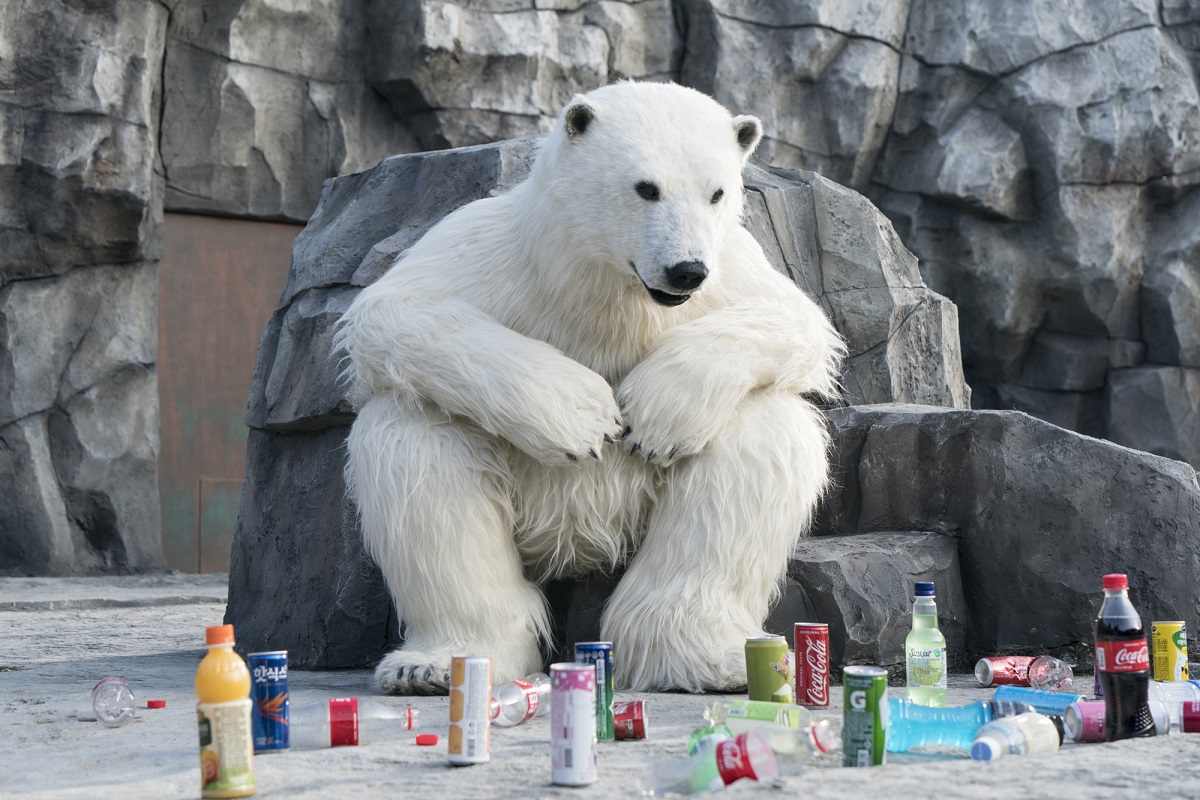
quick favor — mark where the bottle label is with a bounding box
[714,733,759,785]
[329,697,360,746]
[514,679,539,723]
[197,700,255,793]
[906,647,947,689]
[1095,639,1149,673]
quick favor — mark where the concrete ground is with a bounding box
[1,575,1196,799]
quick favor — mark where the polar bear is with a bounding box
[336,81,844,694]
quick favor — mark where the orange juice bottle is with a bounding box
[195,624,255,798]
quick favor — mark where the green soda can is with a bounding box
[842,665,888,767]
[574,642,614,740]
[745,635,793,703]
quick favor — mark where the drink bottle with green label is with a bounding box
[906,581,947,707]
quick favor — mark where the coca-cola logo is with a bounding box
[1098,639,1150,673]
[1114,644,1148,666]
[715,735,755,785]
[804,639,829,704]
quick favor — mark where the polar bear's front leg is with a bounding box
[601,391,830,692]
[347,394,549,694]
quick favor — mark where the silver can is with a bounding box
[448,655,491,765]
[550,662,598,786]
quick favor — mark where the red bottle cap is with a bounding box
[146,700,166,709]
[415,733,438,746]
[1102,573,1128,590]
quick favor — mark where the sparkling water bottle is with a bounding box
[905,581,947,707]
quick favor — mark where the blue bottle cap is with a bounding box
[914,581,936,596]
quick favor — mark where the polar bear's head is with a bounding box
[535,82,763,307]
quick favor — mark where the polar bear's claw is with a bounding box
[374,650,452,695]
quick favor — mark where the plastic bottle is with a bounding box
[905,581,947,707]
[703,699,813,733]
[288,698,420,748]
[92,676,136,727]
[970,712,1061,761]
[1094,573,1155,740]
[195,624,255,798]
[886,697,1036,752]
[1027,656,1074,692]
[640,730,779,796]
[489,672,550,727]
[1148,681,1200,728]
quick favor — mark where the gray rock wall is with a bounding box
[0,0,166,575]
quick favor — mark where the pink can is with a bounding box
[1064,699,1107,742]
[1182,700,1200,733]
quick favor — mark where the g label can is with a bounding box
[448,655,491,765]
[842,665,888,767]
[745,635,792,703]
[794,623,830,707]
[574,642,615,740]
[248,651,289,752]
[1151,621,1189,682]
[551,662,598,786]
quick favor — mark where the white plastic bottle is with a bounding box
[288,698,419,748]
[490,672,550,727]
[970,712,1060,761]
[92,676,136,727]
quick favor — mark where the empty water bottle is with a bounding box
[1027,656,1074,692]
[703,699,813,733]
[886,697,1035,752]
[970,712,1060,761]
[489,672,550,727]
[92,676,136,727]
[288,698,419,748]
[640,731,778,796]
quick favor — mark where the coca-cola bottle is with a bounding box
[1094,573,1155,741]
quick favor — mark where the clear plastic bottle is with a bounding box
[640,730,778,796]
[1149,680,1200,727]
[970,712,1061,761]
[1027,656,1074,692]
[886,697,1035,752]
[905,581,947,707]
[703,700,813,733]
[489,672,550,727]
[92,676,136,727]
[288,698,420,748]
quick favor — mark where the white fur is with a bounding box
[336,81,845,693]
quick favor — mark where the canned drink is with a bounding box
[745,635,792,703]
[974,655,1036,688]
[551,662,598,786]
[248,651,289,752]
[842,665,888,767]
[1064,699,1107,742]
[612,699,648,740]
[448,655,491,765]
[992,685,1082,717]
[1182,700,1200,733]
[1152,621,1189,682]
[794,623,830,707]
[574,642,615,740]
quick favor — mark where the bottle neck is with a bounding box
[913,596,937,615]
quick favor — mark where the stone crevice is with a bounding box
[0,97,150,132]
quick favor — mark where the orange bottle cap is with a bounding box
[205,624,235,645]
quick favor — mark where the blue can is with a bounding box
[574,641,615,740]
[992,684,1083,717]
[248,651,289,752]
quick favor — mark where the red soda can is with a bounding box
[612,699,648,740]
[794,623,830,707]
[974,655,1036,687]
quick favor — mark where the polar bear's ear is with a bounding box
[564,97,597,139]
[732,115,763,160]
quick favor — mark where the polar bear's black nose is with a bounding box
[665,260,708,291]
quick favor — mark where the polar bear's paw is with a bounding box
[374,649,452,695]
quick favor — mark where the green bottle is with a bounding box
[905,581,947,707]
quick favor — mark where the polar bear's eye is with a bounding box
[711,189,725,204]
[635,181,660,201]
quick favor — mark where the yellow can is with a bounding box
[1151,621,1188,682]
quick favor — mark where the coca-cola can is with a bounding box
[612,699,648,740]
[794,623,830,707]
[974,655,1036,687]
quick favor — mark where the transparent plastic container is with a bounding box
[489,672,550,727]
[970,712,1060,761]
[640,731,778,796]
[905,582,947,707]
[703,700,813,733]
[289,698,419,748]
[92,677,136,727]
[886,697,1035,752]
[1149,680,1200,727]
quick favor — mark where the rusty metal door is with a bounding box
[158,213,301,572]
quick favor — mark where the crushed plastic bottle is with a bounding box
[489,672,550,727]
[288,698,420,748]
[92,676,136,727]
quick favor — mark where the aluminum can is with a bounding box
[248,651,289,752]
[842,665,887,767]
[1151,621,1189,682]
[551,662,598,786]
[745,635,792,703]
[448,655,491,765]
[1182,700,1200,733]
[794,623,830,707]
[1064,699,1107,742]
[574,642,615,740]
[612,699,647,740]
[974,655,1036,688]
[992,685,1083,717]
